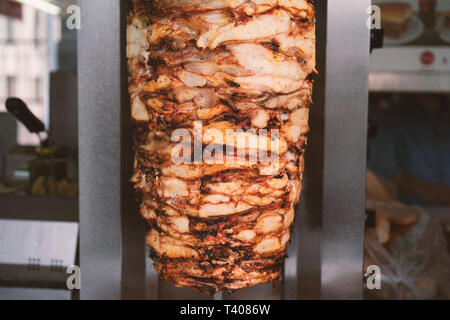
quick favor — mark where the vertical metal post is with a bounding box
[320,0,370,299]
[78,0,122,300]
[78,0,145,300]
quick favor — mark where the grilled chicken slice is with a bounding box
[128,0,315,294]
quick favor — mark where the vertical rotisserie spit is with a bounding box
[128,0,316,294]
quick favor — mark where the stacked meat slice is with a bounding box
[128,0,316,295]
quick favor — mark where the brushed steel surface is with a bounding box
[321,0,370,300]
[0,220,78,266]
[0,287,71,300]
[0,220,78,289]
[78,0,146,300]
[78,0,124,300]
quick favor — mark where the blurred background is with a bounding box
[366,0,450,299]
[0,0,448,300]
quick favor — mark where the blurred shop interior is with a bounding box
[0,0,78,300]
[365,0,450,300]
[0,0,448,300]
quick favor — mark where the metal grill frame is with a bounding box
[78,0,370,300]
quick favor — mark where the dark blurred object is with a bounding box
[3,145,77,196]
[395,172,450,207]
[50,71,78,149]
[419,0,437,29]
[3,146,35,183]
[28,147,70,196]
[29,158,67,195]
[444,10,450,29]
[370,28,384,53]
[0,0,22,20]
[5,98,45,134]
[365,209,376,229]
[5,97,51,152]
[0,113,17,180]
[4,98,77,196]
[368,120,379,138]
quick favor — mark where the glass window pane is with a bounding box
[0,6,58,145]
